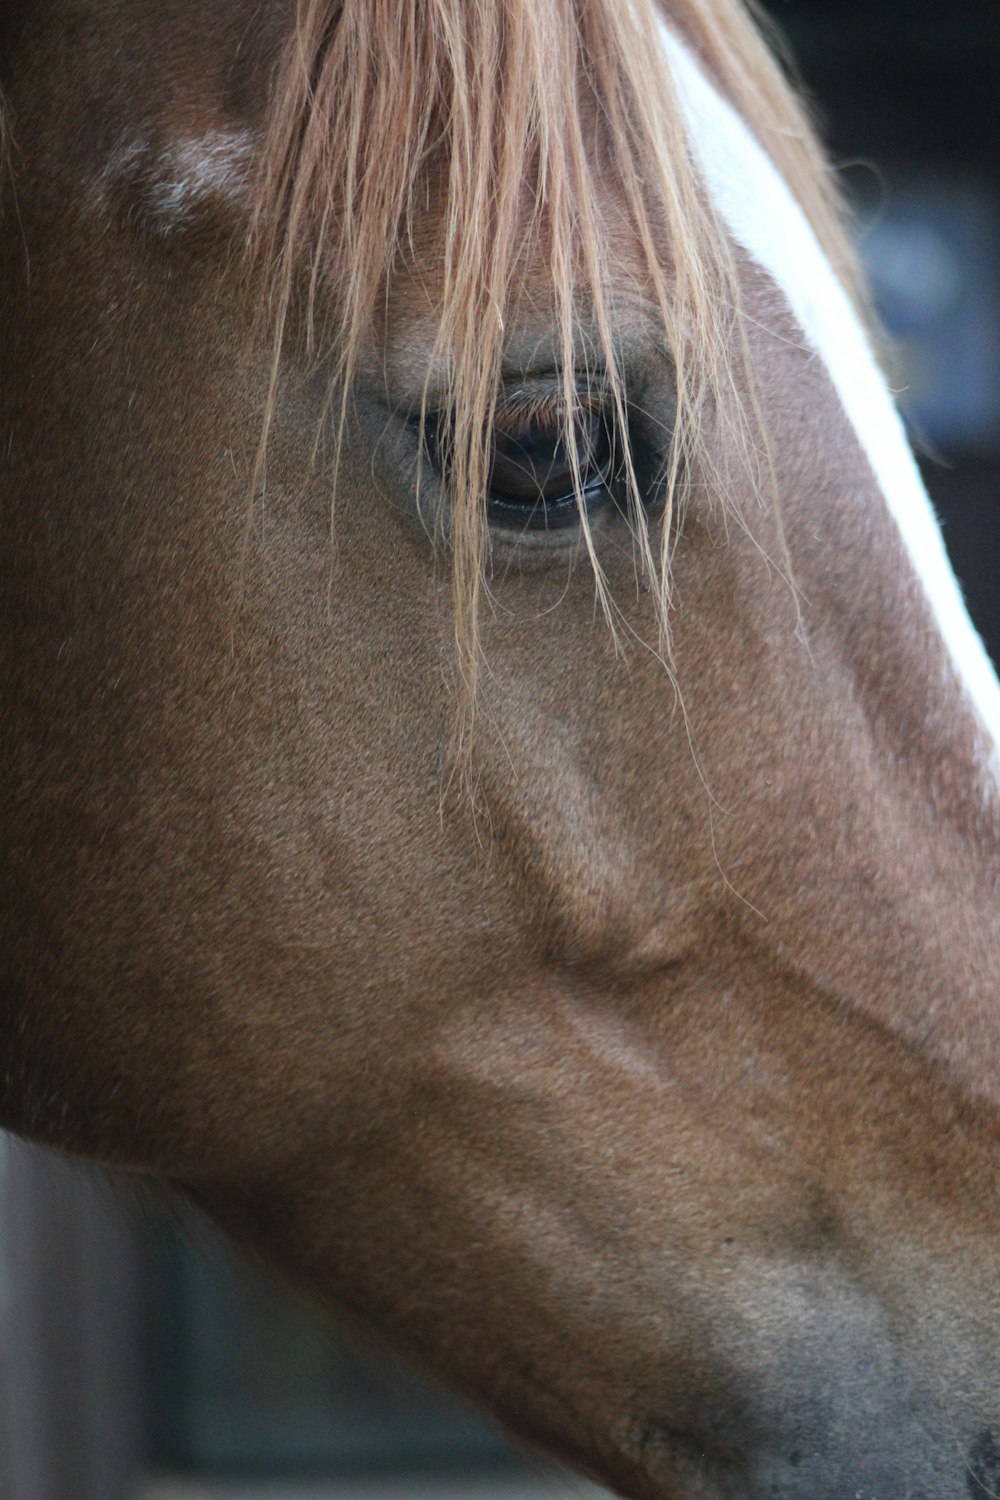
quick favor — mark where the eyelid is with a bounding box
[411,384,607,450]
[493,381,609,430]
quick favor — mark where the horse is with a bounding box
[2,1,999,1496]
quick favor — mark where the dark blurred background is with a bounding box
[1,4,997,1498]
[774,0,1000,658]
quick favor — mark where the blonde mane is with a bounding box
[249,0,858,712]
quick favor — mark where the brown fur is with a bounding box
[2,4,999,1498]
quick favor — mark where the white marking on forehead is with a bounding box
[98,128,253,235]
[658,24,1000,779]
[149,130,254,227]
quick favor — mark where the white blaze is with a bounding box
[658,23,1000,774]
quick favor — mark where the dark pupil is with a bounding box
[488,410,607,506]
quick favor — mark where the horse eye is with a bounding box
[487,407,614,530]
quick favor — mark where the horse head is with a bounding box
[2,2,999,1496]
